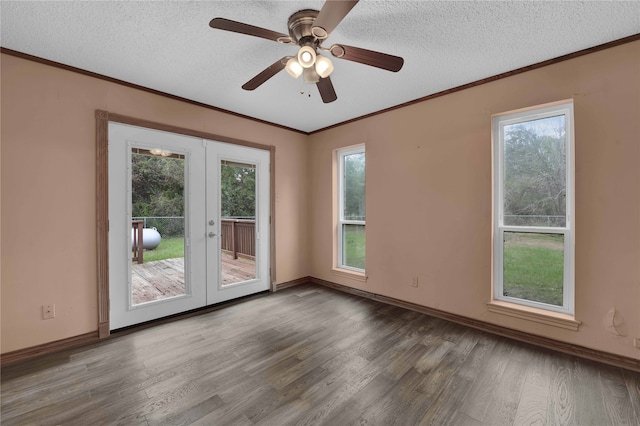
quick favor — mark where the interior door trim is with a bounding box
[95,110,276,338]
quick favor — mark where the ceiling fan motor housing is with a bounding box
[287,9,320,46]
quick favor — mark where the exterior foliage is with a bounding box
[503,117,566,227]
[131,154,184,218]
[131,154,185,237]
[131,155,256,237]
[343,152,366,221]
[220,164,255,218]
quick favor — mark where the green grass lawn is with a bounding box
[343,225,365,270]
[503,233,564,306]
[135,236,184,263]
[138,232,560,308]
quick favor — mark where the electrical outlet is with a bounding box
[634,338,640,349]
[411,277,419,288]
[42,304,55,320]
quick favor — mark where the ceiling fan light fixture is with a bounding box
[149,149,172,157]
[303,67,320,83]
[311,26,328,40]
[285,57,303,78]
[329,44,345,58]
[314,55,334,78]
[297,45,316,68]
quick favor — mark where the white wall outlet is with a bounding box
[42,304,55,320]
[411,277,419,288]
[634,338,640,349]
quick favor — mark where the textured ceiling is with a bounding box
[1,1,639,133]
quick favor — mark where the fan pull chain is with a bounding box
[299,84,312,99]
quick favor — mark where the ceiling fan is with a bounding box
[209,0,404,103]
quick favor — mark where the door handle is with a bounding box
[208,232,217,238]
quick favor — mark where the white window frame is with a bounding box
[493,101,575,315]
[337,145,365,273]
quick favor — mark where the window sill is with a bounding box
[332,268,367,283]
[487,300,580,331]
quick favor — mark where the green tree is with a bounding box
[131,155,257,232]
[504,121,565,226]
[131,153,185,236]
[220,164,255,217]
[131,154,184,217]
[344,153,365,220]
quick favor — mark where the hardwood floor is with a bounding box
[2,283,639,425]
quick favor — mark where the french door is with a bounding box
[108,122,270,330]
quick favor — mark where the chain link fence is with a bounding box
[132,216,257,238]
[504,215,566,227]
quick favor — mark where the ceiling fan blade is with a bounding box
[316,77,337,103]
[311,0,359,39]
[241,57,288,91]
[209,18,291,43]
[331,44,404,72]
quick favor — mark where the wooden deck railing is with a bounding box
[132,218,255,263]
[132,220,144,264]
[221,219,255,259]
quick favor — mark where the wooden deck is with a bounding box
[131,253,256,305]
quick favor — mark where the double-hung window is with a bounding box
[493,101,574,314]
[337,145,366,272]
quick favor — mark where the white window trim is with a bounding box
[337,145,365,273]
[493,101,575,315]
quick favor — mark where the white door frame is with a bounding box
[106,120,272,331]
[108,123,208,329]
[206,141,270,305]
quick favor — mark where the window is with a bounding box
[338,145,366,272]
[493,102,574,314]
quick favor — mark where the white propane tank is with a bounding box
[131,227,162,250]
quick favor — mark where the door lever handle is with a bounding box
[208,232,217,238]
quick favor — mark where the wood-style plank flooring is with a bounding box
[2,283,639,425]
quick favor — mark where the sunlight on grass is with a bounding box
[343,225,365,270]
[503,233,564,306]
[135,237,184,263]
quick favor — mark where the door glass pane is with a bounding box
[503,115,566,227]
[130,148,186,305]
[503,232,564,307]
[342,224,366,270]
[220,161,256,285]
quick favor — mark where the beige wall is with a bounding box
[309,41,640,359]
[1,54,309,353]
[2,40,639,359]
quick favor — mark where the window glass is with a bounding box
[338,146,365,272]
[503,115,566,227]
[130,149,186,305]
[503,232,564,307]
[342,224,366,270]
[343,152,366,221]
[494,102,573,314]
